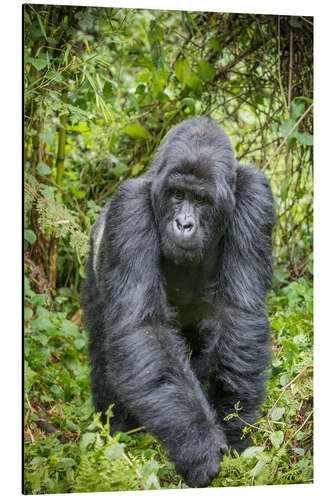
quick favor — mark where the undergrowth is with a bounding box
[24,269,313,493]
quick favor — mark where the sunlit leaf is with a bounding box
[174,58,192,86]
[37,162,52,175]
[24,229,37,244]
[271,407,285,421]
[40,131,55,146]
[198,60,215,82]
[295,132,313,146]
[104,441,125,460]
[269,430,284,449]
[123,124,149,139]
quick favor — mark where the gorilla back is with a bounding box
[82,117,274,488]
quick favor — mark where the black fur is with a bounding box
[82,117,274,487]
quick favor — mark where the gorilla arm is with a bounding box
[197,164,274,450]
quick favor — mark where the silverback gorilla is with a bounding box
[82,117,274,487]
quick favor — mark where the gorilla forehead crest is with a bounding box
[151,117,237,215]
[152,117,237,178]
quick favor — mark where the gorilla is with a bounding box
[82,117,274,488]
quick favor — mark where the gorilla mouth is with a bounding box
[174,240,197,251]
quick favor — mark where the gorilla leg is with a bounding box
[197,312,271,452]
[102,318,227,487]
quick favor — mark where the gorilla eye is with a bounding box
[195,194,207,204]
[174,190,185,200]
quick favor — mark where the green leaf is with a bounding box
[269,430,284,449]
[104,441,126,460]
[61,319,79,337]
[291,99,305,120]
[187,74,203,94]
[45,70,64,83]
[131,163,145,176]
[123,124,149,139]
[24,229,37,244]
[50,384,63,398]
[25,307,34,321]
[208,37,221,51]
[271,407,285,421]
[59,458,76,470]
[242,446,265,459]
[148,20,163,44]
[282,339,299,361]
[145,472,160,490]
[280,117,301,147]
[71,186,87,199]
[156,91,169,104]
[74,338,86,350]
[280,373,291,386]
[27,57,48,71]
[65,419,80,433]
[272,357,282,368]
[174,58,192,86]
[39,184,55,199]
[280,119,296,139]
[37,13,48,41]
[40,130,55,146]
[30,317,55,333]
[103,81,114,99]
[112,163,129,178]
[37,162,52,175]
[80,433,96,451]
[30,294,46,307]
[182,98,196,114]
[289,16,301,28]
[250,457,267,478]
[293,447,305,456]
[295,132,313,146]
[198,60,215,82]
[32,333,49,346]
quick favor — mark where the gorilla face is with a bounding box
[155,165,237,264]
[158,172,221,263]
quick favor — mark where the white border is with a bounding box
[3,1,332,499]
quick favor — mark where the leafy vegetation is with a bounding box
[24,5,313,494]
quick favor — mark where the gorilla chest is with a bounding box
[161,260,215,329]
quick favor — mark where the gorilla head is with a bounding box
[151,118,237,263]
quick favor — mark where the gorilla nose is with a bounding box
[174,214,196,237]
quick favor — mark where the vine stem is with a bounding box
[266,365,313,431]
[262,103,313,171]
[49,90,68,289]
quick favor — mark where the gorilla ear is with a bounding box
[220,164,274,310]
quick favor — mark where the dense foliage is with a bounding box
[24,5,313,494]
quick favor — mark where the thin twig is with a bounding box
[288,29,293,116]
[122,453,145,488]
[27,426,35,443]
[277,16,289,116]
[292,410,313,439]
[262,103,313,171]
[233,414,270,433]
[125,426,145,435]
[266,365,312,431]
